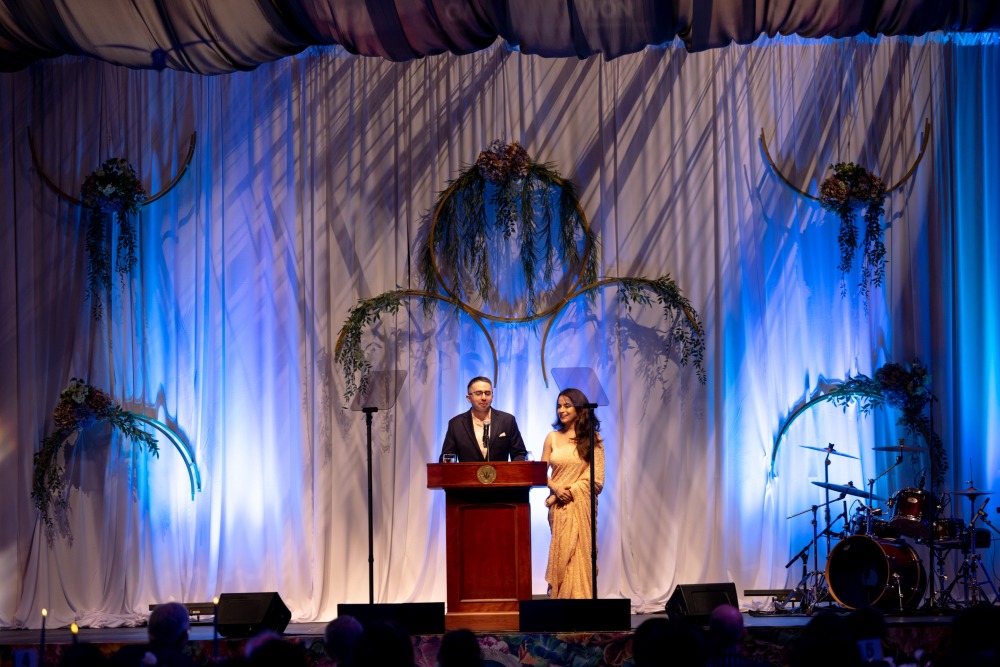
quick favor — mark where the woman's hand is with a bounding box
[554,485,573,504]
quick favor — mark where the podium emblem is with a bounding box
[476,465,497,485]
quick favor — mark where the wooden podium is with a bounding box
[427,461,547,631]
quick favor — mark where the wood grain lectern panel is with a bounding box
[427,461,547,631]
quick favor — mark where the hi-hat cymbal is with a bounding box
[812,481,884,501]
[953,486,993,498]
[872,444,925,453]
[799,445,859,460]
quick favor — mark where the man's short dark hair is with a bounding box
[324,615,364,664]
[148,602,190,647]
[467,377,492,393]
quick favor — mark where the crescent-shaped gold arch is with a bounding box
[27,129,197,206]
[132,414,202,500]
[334,289,499,390]
[759,119,931,199]
[540,277,704,386]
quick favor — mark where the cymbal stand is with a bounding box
[821,446,834,557]
[944,497,999,606]
[928,545,960,609]
[786,493,847,613]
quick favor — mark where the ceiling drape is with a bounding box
[0,1,998,73]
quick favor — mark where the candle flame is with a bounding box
[70,623,79,634]
[42,608,48,617]
[213,596,219,605]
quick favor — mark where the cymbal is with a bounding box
[872,444,925,453]
[953,486,993,498]
[812,481,884,501]
[799,445,858,460]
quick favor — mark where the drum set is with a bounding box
[780,442,1000,614]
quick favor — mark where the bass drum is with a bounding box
[825,536,926,610]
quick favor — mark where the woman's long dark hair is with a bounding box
[551,387,601,462]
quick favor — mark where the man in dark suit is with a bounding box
[439,376,528,462]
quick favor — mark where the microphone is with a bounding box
[918,471,925,489]
[483,420,490,461]
[972,497,990,526]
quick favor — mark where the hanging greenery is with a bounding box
[80,158,147,319]
[32,378,160,531]
[419,140,598,317]
[335,291,406,401]
[773,360,946,488]
[818,162,887,300]
[613,276,707,384]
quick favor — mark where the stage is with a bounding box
[0,610,958,666]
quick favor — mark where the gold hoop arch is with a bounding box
[28,129,197,206]
[540,277,703,386]
[759,119,931,199]
[426,174,595,324]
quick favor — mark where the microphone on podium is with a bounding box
[483,420,490,461]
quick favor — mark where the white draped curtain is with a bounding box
[1,34,998,629]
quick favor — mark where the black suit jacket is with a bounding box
[439,409,527,462]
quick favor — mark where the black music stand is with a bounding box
[520,367,629,632]
[350,370,407,604]
[341,371,446,634]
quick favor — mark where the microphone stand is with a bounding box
[787,492,846,613]
[866,456,903,534]
[582,402,599,600]
[363,406,378,604]
[980,507,1000,538]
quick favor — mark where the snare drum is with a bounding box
[889,488,936,539]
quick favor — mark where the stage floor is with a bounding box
[0,609,958,645]
[0,608,961,667]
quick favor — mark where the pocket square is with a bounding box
[499,432,507,438]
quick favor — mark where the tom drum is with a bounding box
[889,488,935,539]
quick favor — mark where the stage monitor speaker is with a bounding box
[665,582,738,624]
[217,592,291,638]
[337,603,445,636]
[519,599,632,632]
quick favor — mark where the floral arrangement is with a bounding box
[32,378,159,530]
[774,360,946,488]
[818,162,887,300]
[80,158,147,319]
[475,139,530,184]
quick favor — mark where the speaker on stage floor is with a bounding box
[336,603,445,636]
[217,592,292,638]
[518,598,632,632]
[665,582,738,624]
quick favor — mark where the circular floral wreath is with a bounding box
[80,158,147,319]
